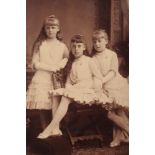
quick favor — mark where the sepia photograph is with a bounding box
[26,0,129,154]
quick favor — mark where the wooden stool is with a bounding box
[62,103,105,149]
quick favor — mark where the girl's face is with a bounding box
[71,42,85,59]
[93,35,108,52]
[44,25,59,39]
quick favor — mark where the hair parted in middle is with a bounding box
[31,14,62,56]
[63,34,90,81]
[91,29,111,56]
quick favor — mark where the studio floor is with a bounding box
[26,104,129,155]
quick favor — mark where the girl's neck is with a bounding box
[46,38,58,42]
[97,48,107,55]
[74,55,84,61]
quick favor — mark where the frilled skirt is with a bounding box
[49,86,112,105]
[27,70,64,110]
[104,74,129,108]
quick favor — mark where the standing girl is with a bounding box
[37,34,111,139]
[91,29,129,147]
[26,15,69,130]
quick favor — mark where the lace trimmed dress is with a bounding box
[26,40,68,109]
[50,55,112,105]
[93,49,129,144]
[92,49,129,108]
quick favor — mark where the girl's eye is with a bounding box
[46,26,50,30]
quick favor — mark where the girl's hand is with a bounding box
[50,58,68,72]
[102,78,106,84]
[57,58,68,69]
[65,84,73,89]
[51,66,62,72]
[49,66,58,72]
[27,63,33,69]
[93,78,102,90]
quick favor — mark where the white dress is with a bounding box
[26,40,68,109]
[92,49,129,107]
[50,55,111,105]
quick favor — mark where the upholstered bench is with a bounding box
[62,103,110,149]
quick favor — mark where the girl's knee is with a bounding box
[61,96,71,105]
[107,111,115,120]
[116,108,125,115]
[116,109,129,119]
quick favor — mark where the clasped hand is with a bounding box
[52,58,68,72]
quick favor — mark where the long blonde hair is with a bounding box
[91,29,111,56]
[31,15,62,56]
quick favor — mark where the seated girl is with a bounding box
[91,29,129,147]
[37,34,111,139]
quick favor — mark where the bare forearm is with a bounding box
[34,62,57,72]
[102,71,115,83]
[56,58,68,70]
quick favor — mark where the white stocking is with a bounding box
[52,96,61,117]
[108,111,129,133]
[41,96,71,135]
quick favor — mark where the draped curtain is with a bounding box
[121,0,129,41]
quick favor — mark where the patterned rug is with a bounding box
[72,145,129,155]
